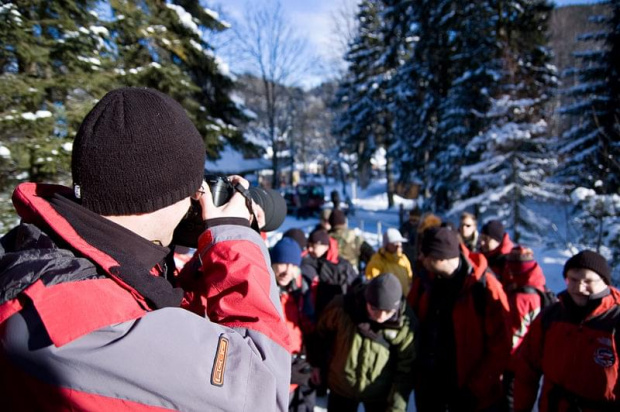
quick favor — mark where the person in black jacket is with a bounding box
[301,229,358,322]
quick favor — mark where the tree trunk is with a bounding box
[386,154,394,208]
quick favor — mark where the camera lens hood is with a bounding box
[249,186,287,232]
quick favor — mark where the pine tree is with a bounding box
[432,0,499,212]
[390,0,456,208]
[454,0,559,243]
[0,1,251,231]
[0,0,112,231]
[569,188,620,283]
[332,0,387,191]
[559,1,620,275]
[108,0,246,158]
[558,0,620,194]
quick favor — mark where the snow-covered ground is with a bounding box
[267,177,564,412]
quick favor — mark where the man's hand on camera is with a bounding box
[199,175,252,222]
[251,201,266,229]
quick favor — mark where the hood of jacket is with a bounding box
[2,183,182,309]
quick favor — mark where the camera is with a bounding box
[172,174,287,248]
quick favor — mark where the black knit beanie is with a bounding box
[563,250,612,285]
[365,273,402,311]
[308,229,330,245]
[283,228,307,250]
[420,227,460,259]
[72,88,206,215]
[481,220,505,243]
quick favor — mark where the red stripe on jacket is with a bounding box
[181,231,292,352]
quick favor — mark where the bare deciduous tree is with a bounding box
[231,0,312,188]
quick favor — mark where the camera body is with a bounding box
[204,174,235,207]
[172,174,287,248]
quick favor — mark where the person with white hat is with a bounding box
[365,228,414,296]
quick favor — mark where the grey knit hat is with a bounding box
[365,273,402,311]
[72,88,205,215]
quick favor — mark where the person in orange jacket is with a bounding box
[514,250,620,412]
[408,227,511,412]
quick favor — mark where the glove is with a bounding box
[290,358,312,386]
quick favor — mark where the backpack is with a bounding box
[517,285,559,309]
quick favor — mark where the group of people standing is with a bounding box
[275,206,620,412]
[0,86,618,412]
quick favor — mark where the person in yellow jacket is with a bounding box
[366,228,413,296]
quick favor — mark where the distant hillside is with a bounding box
[548,3,611,134]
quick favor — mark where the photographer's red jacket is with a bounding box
[0,183,291,411]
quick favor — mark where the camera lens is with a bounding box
[248,186,287,232]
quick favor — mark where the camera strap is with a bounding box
[233,183,260,233]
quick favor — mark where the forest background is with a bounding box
[0,0,618,280]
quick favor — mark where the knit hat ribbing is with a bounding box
[420,227,460,259]
[72,87,205,215]
[481,220,505,243]
[365,273,402,311]
[563,250,611,285]
[308,229,330,245]
[283,228,307,250]
[270,237,302,267]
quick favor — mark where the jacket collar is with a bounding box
[12,183,183,309]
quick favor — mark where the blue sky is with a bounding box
[212,0,604,88]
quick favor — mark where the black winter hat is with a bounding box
[72,87,206,215]
[329,209,347,227]
[365,273,402,311]
[420,227,460,259]
[563,250,612,285]
[481,220,505,243]
[283,228,307,250]
[308,229,330,246]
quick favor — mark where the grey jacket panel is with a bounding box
[3,306,290,411]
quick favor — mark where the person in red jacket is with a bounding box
[479,219,514,284]
[409,227,511,412]
[0,88,291,411]
[503,246,549,353]
[502,245,550,411]
[514,250,620,412]
[270,237,316,412]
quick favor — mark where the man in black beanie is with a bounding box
[0,88,291,411]
[409,227,511,412]
[479,219,515,285]
[514,251,620,412]
[301,228,357,318]
[308,273,417,412]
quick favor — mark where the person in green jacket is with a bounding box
[309,273,417,412]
